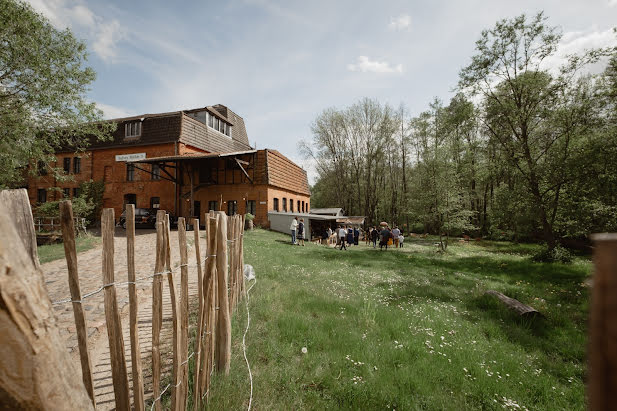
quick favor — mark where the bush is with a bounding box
[245,213,255,221]
[35,180,104,226]
[532,245,573,264]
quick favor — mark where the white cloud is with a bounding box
[389,14,411,31]
[541,27,617,74]
[24,0,124,62]
[92,20,124,62]
[347,56,403,73]
[609,0,617,7]
[97,102,132,119]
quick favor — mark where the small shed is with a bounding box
[267,211,366,240]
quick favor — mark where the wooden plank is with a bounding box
[192,219,204,410]
[484,290,542,318]
[177,217,190,410]
[101,208,130,410]
[151,211,166,411]
[0,188,40,268]
[215,211,231,374]
[59,201,95,406]
[126,204,144,411]
[0,210,95,410]
[589,233,617,411]
[164,214,181,410]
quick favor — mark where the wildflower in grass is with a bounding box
[301,347,308,354]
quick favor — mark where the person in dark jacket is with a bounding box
[346,226,353,246]
[353,227,359,245]
[370,226,378,248]
[297,218,305,246]
[380,226,391,250]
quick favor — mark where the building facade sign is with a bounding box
[115,153,146,162]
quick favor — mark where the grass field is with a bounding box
[37,233,100,264]
[197,229,591,410]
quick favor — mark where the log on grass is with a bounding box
[484,290,542,318]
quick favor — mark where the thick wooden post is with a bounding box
[177,217,190,410]
[126,204,144,411]
[192,219,204,409]
[151,211,166,411]
[101,208,130,410]
[0,188,40,268]
[589,233,617,411]
[164,214,180,410]
[0,209,94,410]
[59,201,95,405]
[215,212,231,374]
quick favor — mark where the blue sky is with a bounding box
[26,0,617,182]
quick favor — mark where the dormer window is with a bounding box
[125,121,141,138]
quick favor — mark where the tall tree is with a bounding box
[0,0,113,187]
[458,11,612,249]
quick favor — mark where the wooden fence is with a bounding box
[34,215,87,234]
[0,188,247,410]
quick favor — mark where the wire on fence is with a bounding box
[51,259,208,306]
[243,278,257,411]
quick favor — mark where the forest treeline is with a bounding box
[302,13,617,249]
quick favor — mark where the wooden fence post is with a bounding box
[228,215,236,313]
[59,201,95,405]
[200,212,218,398]
[0,207,94,410]
[151,212,166,411]
[101,208,130,410]
[163,214,180,410]
[589,233,617,411]
[177,217,190,410]
[215,212,231,374]
[192,219,204,409]
[239,214,245,298]
[126,204,145,411]
[0,188,40,269]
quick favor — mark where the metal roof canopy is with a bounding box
[127,149,257,164]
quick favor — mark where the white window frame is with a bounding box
[125,121,141,138]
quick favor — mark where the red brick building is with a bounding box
[27,104,310,226]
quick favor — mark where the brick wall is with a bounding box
[27,151,94,205]
[91,143,178,218]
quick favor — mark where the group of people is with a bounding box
[289,217,404,251]
[289,216,306,246]
[367,225,404,250]
[329,225,360,250]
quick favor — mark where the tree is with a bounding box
[0,0,113,188]
[458,11,613,249]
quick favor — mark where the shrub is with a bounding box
[532,245,573,264]
[245,213,255,221]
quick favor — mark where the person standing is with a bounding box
[392,226,401,248]
[347,226,354,247]
[370,226,378,248]
[290,216,298,245]
[380,226,391,250]
[353,226,359,245]
[338,225,347,250]
[297,218,305,246]
[398,233,404,248]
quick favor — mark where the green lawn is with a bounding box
[199,229,591,410]
[37,233,100,264]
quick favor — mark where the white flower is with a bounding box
[301,347,308,354]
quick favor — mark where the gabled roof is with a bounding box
[265,150,310,196]
[311,208,344,216]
